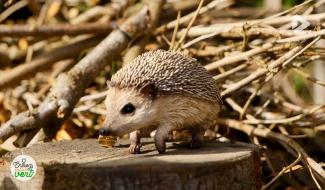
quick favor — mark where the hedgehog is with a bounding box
[99,49,222,154]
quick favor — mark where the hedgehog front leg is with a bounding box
[129,130,141,154]
[154,126,172,154]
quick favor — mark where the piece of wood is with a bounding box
[0,139,261,190]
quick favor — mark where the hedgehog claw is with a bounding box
[128,143,142,154]
[154,128,168,154]
[155,136,166,154]
[155,141,166,154]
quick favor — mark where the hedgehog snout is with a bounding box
[99,128,110,136]
[100,119,115,136]
[99,126,121,136]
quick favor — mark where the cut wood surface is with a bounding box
[0,139,261,190]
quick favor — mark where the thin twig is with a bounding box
[173,0,204,51]
[0,35,103,90]
[0,0,28,23]
[169,11,181,50]
[0,22,113,37]
[156,0,233,33]
[262,153,302,190]
[205,43,273,71]
[293,68,325,87]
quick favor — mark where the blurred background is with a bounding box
[0,0,324,189]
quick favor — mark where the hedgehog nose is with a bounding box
[99,128,110,136]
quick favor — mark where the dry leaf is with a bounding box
[18,38,28,51]
[47,0,62,19]
[56,129,72,141]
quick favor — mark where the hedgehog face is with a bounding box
[102,86,159,136]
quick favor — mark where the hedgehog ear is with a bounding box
[107,80,115,89]
[140,83,158,99]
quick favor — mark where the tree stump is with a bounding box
[0,139,261,190]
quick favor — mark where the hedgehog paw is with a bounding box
[154,137,166,154]
[155,142,166,154]
[128,143,142,154]
[189,139,202,149]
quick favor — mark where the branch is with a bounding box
[0,22,113,37]
[218,118,325,188]
[156,0,233,33]
[0,35,103,90]
[204,43,273,71]
[220,37,319,96]
[0,7,150,144]
[0,0,28,23]
[184,12,325,37]
[71,0,132,24]
[293,68,325,87]
[221,46,302,96]
[277,29,325,43]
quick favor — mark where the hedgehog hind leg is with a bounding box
[189,128,205,149]
[154,125,173,154]
[171,128,205,149]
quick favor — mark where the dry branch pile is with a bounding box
[0,0,325,189]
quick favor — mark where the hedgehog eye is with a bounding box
[121,103,136,115]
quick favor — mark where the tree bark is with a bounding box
[0,139,261,190]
